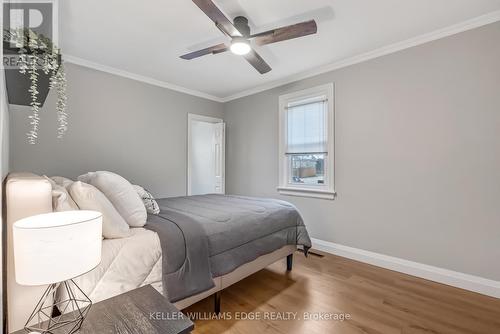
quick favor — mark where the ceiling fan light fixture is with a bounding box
[230,37,251,55]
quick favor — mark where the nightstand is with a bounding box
[12,285,194,334]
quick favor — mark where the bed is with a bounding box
[5,173,311,333]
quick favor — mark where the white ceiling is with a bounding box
[60,0,500,101]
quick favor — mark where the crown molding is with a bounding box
[63,10,500,104]
[220,10,500,102]
[62,55,225,103]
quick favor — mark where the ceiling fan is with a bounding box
[180,0,318,74]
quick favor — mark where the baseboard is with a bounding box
[311,238,500,299]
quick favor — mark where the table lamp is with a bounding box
[13,210,102,334]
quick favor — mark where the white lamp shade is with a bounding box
[13,210,102,286]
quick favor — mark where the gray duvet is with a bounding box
[145,194,311,303]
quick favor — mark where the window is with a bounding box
[278,84,335,200]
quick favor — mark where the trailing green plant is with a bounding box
[3,28,68,144]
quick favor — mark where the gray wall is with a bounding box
[8,23,500,281]
[10,63,224,198]
[224,22,500,281]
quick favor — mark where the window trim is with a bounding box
[278,83,336,200]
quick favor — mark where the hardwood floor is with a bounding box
[184,250,500,334]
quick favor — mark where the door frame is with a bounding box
[187,113,225,196]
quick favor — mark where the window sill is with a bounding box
[277,187,336,200]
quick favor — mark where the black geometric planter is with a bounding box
[3,41,61,107]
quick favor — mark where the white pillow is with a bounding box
[51,176,74,189]
[43,176,79,212]
[70,181,130,239]
[133,185,160,215]
[78,171,147,227]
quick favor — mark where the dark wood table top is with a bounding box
[13,285,194,334]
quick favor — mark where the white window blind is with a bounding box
[279,83,335,199]
[286,97,328,155]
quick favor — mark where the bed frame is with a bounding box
[5,173,296,333]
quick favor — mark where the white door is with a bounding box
[188,114,225,196]
[213,122,225,194]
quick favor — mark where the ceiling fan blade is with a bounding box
[251,20,317,46]
[180,43,228,60]
[243,49,272,74]
[192,0,242,37]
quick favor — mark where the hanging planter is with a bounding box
[3,28,68,144]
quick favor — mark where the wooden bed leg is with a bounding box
[286,254,293,271]
[214,291,221,315]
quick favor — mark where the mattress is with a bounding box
[155,195,311,259]
[145,194,311,303]
[59,195,311,307]
[57,227,162,306]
